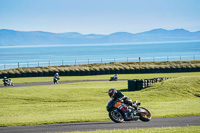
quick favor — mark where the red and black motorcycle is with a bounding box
[106,99,151,123]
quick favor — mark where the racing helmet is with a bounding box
[108,88,117,98]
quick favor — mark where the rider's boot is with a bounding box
[133,104,138,110]
[124,112,130,120]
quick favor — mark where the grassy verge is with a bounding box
[0,73,200,126]
[1,72,200,84]
[69,126,200,133]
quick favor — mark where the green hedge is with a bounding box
[0,61,200,78]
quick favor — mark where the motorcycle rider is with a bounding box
[3,77,8,84]
[113,74,118,79]
[108,88,136,120]
[110,74,118,81]
[54,73,60,83]
[54,73,59,79]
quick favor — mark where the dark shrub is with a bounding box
[114,68,120,74]
[65,70,70,76]
[85,70,90,75]
[38,70,43,77]
[110,68,115,74]
[32,70,38,77]
[130,68,135,74]
[105,68,110,74]
[58,69,65,76]
[8,70,16,78]
[14,70,21,77]
[90,69,96,75]
[100,68,105,74]
[43,69,50,76]
[80,70,86,76]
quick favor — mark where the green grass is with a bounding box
[68,126,200,133]
[0,72,200,126]
[1,72,200,84]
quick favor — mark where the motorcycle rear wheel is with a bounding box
[109,109,124,123]
[54,79,58,84]
[138,107,151,122]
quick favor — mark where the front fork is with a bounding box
[125,107,138,120]
[129,108,140,121]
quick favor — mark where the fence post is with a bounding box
[2,55,198,69]
[139,57,141,68]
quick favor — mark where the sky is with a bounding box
[0,0,200,34]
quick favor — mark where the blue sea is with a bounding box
[0,41,200,70]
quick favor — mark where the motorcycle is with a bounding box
[3,79,14,86]
[53,77,60,84]
[106,99,151,123]
[109,77,118,81]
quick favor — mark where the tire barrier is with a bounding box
[128,78,169,91]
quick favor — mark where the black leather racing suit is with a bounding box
[113,91,133,106]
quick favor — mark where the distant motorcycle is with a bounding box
[53,77,60,84]
[109,77,118,81]
[3,79,14,86]
[107,99,151,123]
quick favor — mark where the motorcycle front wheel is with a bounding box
[138,107,151,122]
[109,109,124,123]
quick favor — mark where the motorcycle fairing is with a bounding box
[114,101,128,112]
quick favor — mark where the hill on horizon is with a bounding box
[0,28,200,46]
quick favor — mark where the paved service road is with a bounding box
[1,116,200,133]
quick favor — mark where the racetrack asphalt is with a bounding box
[1,116,200,133]
[0,79,128,88]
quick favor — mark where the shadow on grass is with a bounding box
[104,88,129,94]
[104,88,138,94]
[118,88,129,92]
[194,94,200,97]
[119,88,143,92]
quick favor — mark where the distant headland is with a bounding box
[0,28,200,46]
